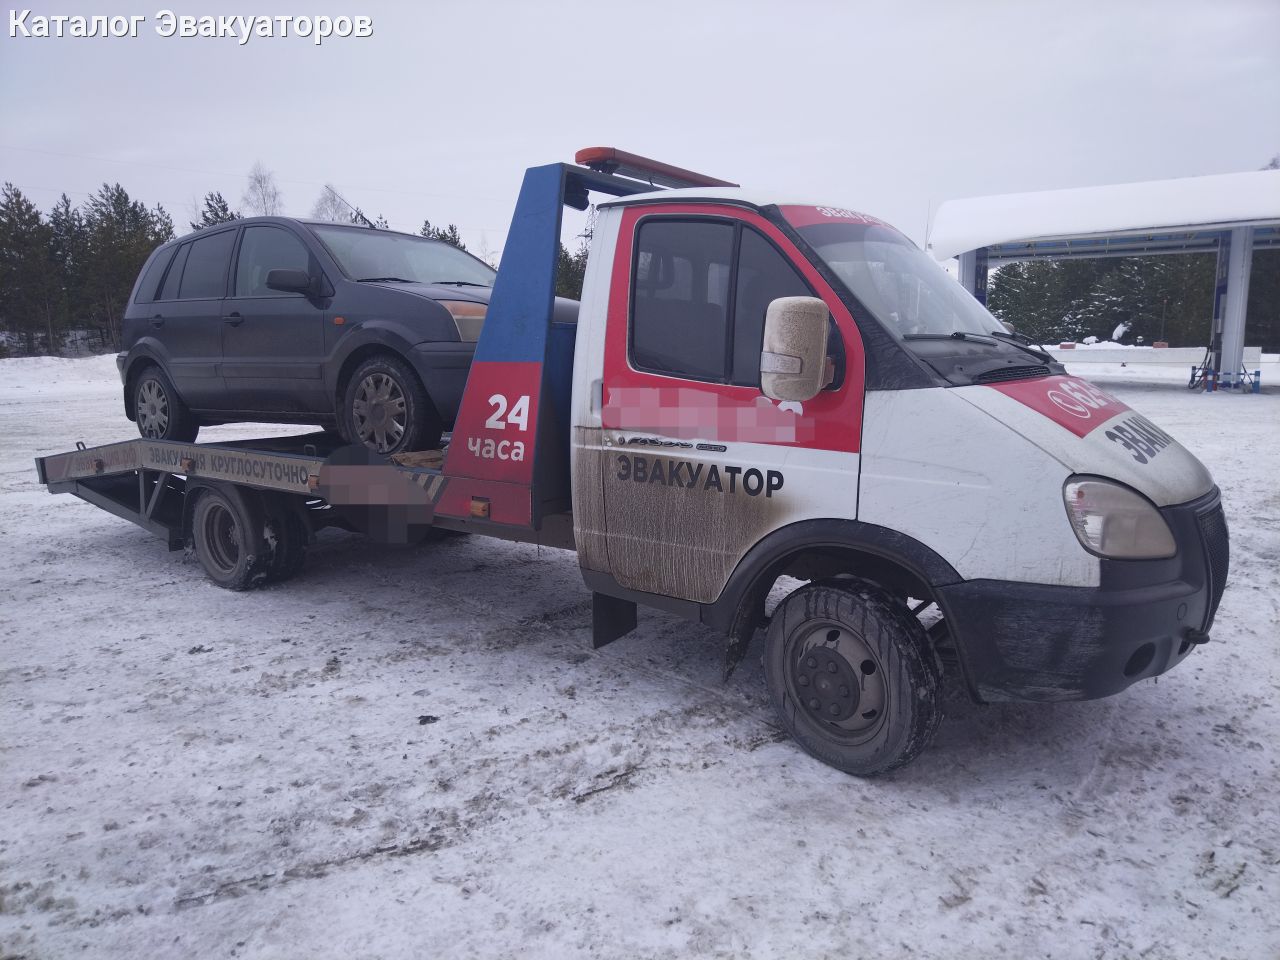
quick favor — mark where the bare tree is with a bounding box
[310,183,349,221]
[241,161,282,216]
[477,233,499,269]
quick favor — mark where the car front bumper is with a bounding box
[408,341,476,428]
[939,487,1228,703]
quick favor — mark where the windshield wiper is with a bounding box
[988,330,1054,361]
[904,331,998,345]
[432,280,491,287]
[357,276,412,283]
[990,328,1035,346]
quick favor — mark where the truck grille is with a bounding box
[1198,504,1229,629]
[972,365,1050,384]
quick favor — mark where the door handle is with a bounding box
[150,314,164,328]
[222,312,244,327]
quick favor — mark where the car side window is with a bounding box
[178,229,235,300]
[158,243,190,301]
[631,219,734,381]
[731,228,815,387]
[134,247,175,304]
[235,226,312,297]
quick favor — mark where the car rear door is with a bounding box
[151,227,235,410]
[219,224,328,413]
[593,204,866,605]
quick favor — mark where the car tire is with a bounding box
[342,354,441,455]
[764,579,942,777]
[133,364,199,443]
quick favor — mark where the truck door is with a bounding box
[590,205,865,605]
[219,224,328,413]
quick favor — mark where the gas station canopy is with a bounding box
[927,169,1280,263]
[926,169,1280,386]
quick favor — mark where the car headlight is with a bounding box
[1063,478,1177,559]
[439,300,486,342]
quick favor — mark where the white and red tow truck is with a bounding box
[36,148,1229,775]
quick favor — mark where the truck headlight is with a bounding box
[1063,478,1177,559]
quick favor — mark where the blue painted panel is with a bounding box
[545,321,577,441]
[474,163,566,364]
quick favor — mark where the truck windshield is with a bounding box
[309,224,497,287]
[788,216,998,341]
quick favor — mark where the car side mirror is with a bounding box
[266,268,314,295]
[760,296,830,403]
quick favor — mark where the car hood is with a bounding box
[367,282,581,322]
[368,282,492,304]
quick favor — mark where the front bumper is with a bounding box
[409,341,476,428]
[939,487,1228,702]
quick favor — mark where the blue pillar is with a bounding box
[958,247,989,305]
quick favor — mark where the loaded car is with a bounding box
[119,217,513,453]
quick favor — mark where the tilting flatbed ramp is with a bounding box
[36,436,333,547]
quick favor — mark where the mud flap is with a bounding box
[723,590,764,681]
[592,593,636,649]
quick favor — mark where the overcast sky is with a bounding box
[2,0,1277,255]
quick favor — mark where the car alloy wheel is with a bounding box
[136,378,170,439]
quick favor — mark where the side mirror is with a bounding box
[266,268,314,295]
[760,296,830,403]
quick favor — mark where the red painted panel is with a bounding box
[603,204,865,453]
[434,476,532,527]
[443,360,542,484]
[988,375,1131,438]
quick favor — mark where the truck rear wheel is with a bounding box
[190,486,269,590]
[764,580,942,776]
[262,494,308,584]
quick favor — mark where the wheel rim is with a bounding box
[200,501,241,575]
[351,372,407,453]
[137,378,170,439]
[786,619,888,744]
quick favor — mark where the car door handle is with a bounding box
[150,314,164,328]
[222,313,244,327]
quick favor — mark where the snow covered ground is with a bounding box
[2,356,1277,959]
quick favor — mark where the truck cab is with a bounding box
[563,178,1226,772]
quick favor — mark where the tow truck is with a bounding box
[35,148,1230,775]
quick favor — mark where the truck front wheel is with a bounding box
[764,580,942,776]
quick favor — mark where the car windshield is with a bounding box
[786,212,999,341]
[309,224,496,287]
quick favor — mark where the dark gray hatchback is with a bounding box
[118,217,500,453]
